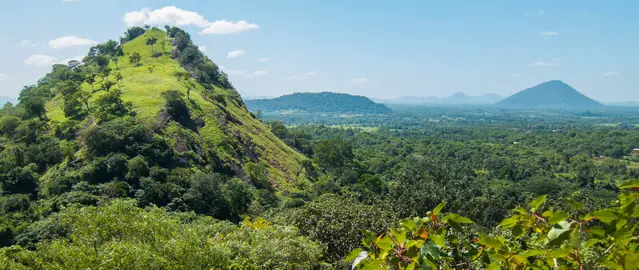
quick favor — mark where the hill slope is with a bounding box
[497,80,602,108]
[2,26,307,208]
[246,92,392,114]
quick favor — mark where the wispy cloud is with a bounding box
[49,36,98,49]
[256,57,269,62]
[540,31,559,36]
[604,71,622,77]
[123,6,259,35]
[20,40,37,48]
[202,20,259,34]
[537,10,546,15]
[529,57,560,67]
[227,49,246,58]
[252,70,267,77]
[198,46,207,53]
[529,61,558,67]
[511,73,521,77]
[0,73,7,81]
[287,72,318,80]
[25,54,83,67]
[25,55,57,67]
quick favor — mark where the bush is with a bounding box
[1,199,324,269]
[278,195,395,264]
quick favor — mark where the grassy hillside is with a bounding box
[44,28,306,191]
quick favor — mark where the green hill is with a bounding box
[246,92,392,114]
[497,80,602,108]
[1,27,307,208]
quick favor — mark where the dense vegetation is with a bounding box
[1,26,637,269]
[245,92,392,114]
[497,80,602,108]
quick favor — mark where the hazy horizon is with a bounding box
[1,0,637,102]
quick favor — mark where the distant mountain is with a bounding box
[377,93,503,105]
[0,96,17,105]
[374,95,440,105]
[497,80,602,108]
[246,92,392,114]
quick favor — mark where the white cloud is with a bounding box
[0,73,7,81]
[123,6,259,35]
[604,71,622,77]
[529,61,558,67]
[124,6,208,27]
[48,36,98,49]
[304,72,317,76]
[537,10,546,15]
[25,55,57,67]
[25,54,83,67]
[227,49,246,58]
[351,77,370,84]
[57,55,84,65]
[20,40,37,47]
[252,70,267,77]
[540,31,559,36]
[512,73,521,77]
[257,57,269,62]
[198,46,207,53]
[201,20,259,34]
[551,57,560,62]
[62,0,76,2]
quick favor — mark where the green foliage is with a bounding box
[349,181,639,269]
[0,199,323,269]
[122,26,146,43]
[279,195,395,264]
[129,51,142,66]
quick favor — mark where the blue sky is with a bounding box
[0,0,637,102]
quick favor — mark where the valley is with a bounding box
[0,12,637,270]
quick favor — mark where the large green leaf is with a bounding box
[618,179,639,189]
[547,221,572,246]
[442,214,474,224]
[376,235,394,251]
[593,209,617,224]
[430,234,445,247]
[548,211,569,225]
[344,248,365,262]
[530,195,547,212]
[432,202,446,216]
[498,215,519,228]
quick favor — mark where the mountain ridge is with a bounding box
[376,92,504,105]
[246,92,392,114]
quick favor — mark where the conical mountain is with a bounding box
[11,27,306,196]
[497,80,601,108]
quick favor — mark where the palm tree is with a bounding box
[115,72,123,87]
[146,37,158,54]
[85,73,96,91]
[102,81,116,92]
